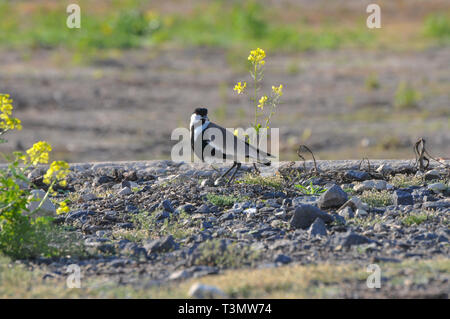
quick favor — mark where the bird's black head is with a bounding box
[194,108,208,117]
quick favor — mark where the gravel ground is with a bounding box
[16,159,450,298]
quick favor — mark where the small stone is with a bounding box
[271,220,282,228]
[176,204,196,214]
[118,187,132,196]
[344,170,369,181]
[339,232,373,247]
[144,235,175,254]
[422,199,450,210]
[155,211,170,220]
[318,184,348,209]
[308,217,328,237]
[188,283,227,299]
[354,180,386,191]
[428,183,447,193]
[82,193,97,201]
[290,204,333,229]
[339,207,354,219]
[196,204,211,214]
[274,254,292,264]
[282,198,292,207]
[26,189,56,217]
[393,190,414,206]
[94,176,113,185]
[244,208,257,215]
[160,199,174,213]
[376,164,393,174]
[200,179,213,187]
[169,270,191,280]
[218,212,235,221]
[424,169,443,181]
[355,208,368,218]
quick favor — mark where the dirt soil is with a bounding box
[1,47,449,162]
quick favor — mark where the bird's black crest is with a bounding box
[194,108,208,117]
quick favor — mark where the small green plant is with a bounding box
[194,239,260,269]
[360,190,393,207]
[295,181,326,195]
[402,213,429,226]
[424,14,450,40]
[389,174,423,188]
[0,93,72,259]
[114,209,197,242]
[394,82,421,110]
[239,174,283,189]
[206,193,241,207]
[365,73,380,90]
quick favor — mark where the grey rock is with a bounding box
[160,199,174,213]
[292,195,320,206]
[338,232,373,247]
[26,189,56,217]
[413,233,438,241]
[393,190,414,206]
[290,204,333,229]
[196,204,211,214]
[428,183,447,193]
[318,184,348,209]
[422,199,450,210]
[188,283,227,299]
[176,204,196,214]
[94,175,113,185]
[354,180,387,191]
[155,211,171,220]
[344,170,369,181]
[308,217,328,237]
[424,169,443,181]
[274,254,292,264]
[65,210,94,223]
[118,187,132,196]
[169,270,191,280]
[355,208,368,218]
[219,212,235,221]
[117,222,134,229]
[144,235,175,254]
[339,207,354,219]
[333,214,346,225]
[376,164,393,174]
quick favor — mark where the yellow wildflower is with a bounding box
[233,82,247,94]
[56,201,70,215]
[272,84,283,96]
[43,160,70,186]
[0,94,22,132]
[248,48,266,65]
[25,141,52,166]
[258,96,268,109]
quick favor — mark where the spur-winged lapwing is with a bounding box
[190,107,274,185]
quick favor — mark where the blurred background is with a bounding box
[0,0,449,162]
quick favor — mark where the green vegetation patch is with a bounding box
[360,190,393,207]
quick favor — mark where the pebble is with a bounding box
[188,283,227,299]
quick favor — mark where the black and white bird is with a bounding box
[190,107,274,185]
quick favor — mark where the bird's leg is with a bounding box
[214,162,237,186]
[227,162,242,185]
[252,163,260,175]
